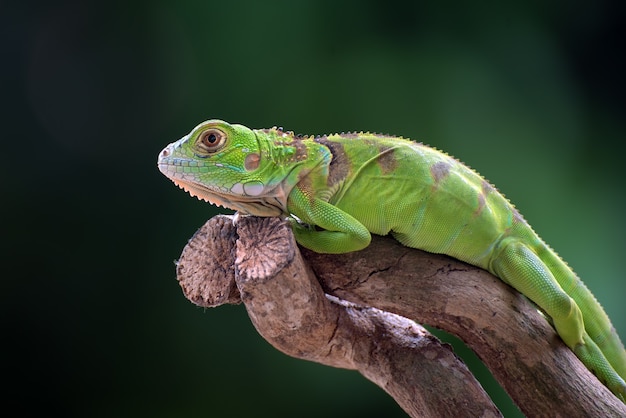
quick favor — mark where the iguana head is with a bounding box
[158,119,306,216]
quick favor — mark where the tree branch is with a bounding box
[175,215,626,417]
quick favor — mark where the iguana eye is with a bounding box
[197,129,226,153]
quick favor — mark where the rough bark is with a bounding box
[176,215,626,417]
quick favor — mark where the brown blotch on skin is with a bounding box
[512,207,526,224]
[315,136,350,187]
[430,161,451,184]
[245,153,261,171]
[474,180,493,216]
[475,191,486,217]
[482,180,495,196]
[376,145,399,175]
[292,137,309,161]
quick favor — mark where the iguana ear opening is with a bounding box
[244,153,261,171]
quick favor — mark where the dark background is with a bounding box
[3,1,625,417]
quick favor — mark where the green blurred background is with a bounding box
[3,1,625,416]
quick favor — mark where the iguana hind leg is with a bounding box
[491,241,626,401]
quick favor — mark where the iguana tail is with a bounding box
[491,236,626,400]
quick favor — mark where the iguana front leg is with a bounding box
[287,186,371,254]
[491,240,626,401]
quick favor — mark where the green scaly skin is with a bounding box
[158,119,626,402]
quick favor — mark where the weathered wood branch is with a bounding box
[176,215,626,417]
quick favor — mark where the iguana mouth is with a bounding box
[157,153,230,208]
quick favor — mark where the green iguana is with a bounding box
[158,119,626,401]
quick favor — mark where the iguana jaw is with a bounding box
[166,176,287,217]
[170,177,230,208]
